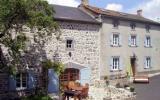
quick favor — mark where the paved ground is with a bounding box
[133,75,160,100]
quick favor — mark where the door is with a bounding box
[130,57,136,77]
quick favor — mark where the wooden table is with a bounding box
[63,87,83,100]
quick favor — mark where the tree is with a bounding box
[0,0,62,96]
[0,0,59,72]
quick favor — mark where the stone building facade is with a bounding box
[44,21,101,84]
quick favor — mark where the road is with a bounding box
[133,75,160,100]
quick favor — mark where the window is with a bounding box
[145,57,151,69]
[16,73,27,90]
[145,25,150,33]
[129,35,137,47]
[130,23,136,30]
[66,39,73,50]
[112,34,120,46]
[112,57,120,70]
[145,36,151,47]
[112,20,119,28]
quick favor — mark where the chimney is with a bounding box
[137,9,142,16]
[81,0,89,5]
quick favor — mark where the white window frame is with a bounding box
[145,36,151,47]
[112,34,120,46]
[130,35,137,47]
[16,73,27,90]
[145,57,151,69]
[112,57,120,71]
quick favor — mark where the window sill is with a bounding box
[144,68,151,70]
[66,48,74,51]
[111,45,122,47]
[16,87,27,91]
[129,45,138,47]
[144,46,152,48]
[110,69,122,72]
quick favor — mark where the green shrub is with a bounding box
[115,83,121,88]
[130,86,135,92]
[21,95,52,100]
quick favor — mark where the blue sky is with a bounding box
[47,0,160,21]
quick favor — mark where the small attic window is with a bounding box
[145,25,151,33]
[130,23,136,30]
[112,20,119,29]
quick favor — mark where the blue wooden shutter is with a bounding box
[110,33,113,46]
[80,67,91,86]
[119,34,122,46]
[128,35,131,46]
[110,57,113,71]
[27,70,35,89]
[119,57,123,70]
[9,75,16,91]
[48,69,59,94]
[136,35,139,47]
[144,36,147,47]
[144,57,147,69]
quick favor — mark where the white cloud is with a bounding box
[105,3,123,11]
[129,0,160,21]
[47,0,80,7]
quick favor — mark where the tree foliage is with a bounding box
[0,0,60,73]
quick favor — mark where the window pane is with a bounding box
[66,40,73,48]
[16,73,21,87]
[22,73,27,87]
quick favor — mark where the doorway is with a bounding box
[130,56,136,77]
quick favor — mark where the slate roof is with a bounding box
[52,5,100,24]
[82,5,160,25]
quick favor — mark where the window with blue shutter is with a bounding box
[145,36,151,47]
[110,56,120,71]
[144,56,151,69]
[48,69,59,94]
[28,70,36,89]
[9,75,16,91]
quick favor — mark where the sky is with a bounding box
[47,0,160,22]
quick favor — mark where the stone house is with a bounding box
[0,4,101,99]
[79,0,160,79]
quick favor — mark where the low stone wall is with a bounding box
[0,73,8,99]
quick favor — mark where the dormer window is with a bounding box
[145,25,150,33]
[112,20,119,28]
[130,23,136,30]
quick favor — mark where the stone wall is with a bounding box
[45,21,101,84]
[0,73,8,98]
[24,21,101,84]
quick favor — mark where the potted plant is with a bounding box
[130,86,135,92]
[104,76,109,86]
